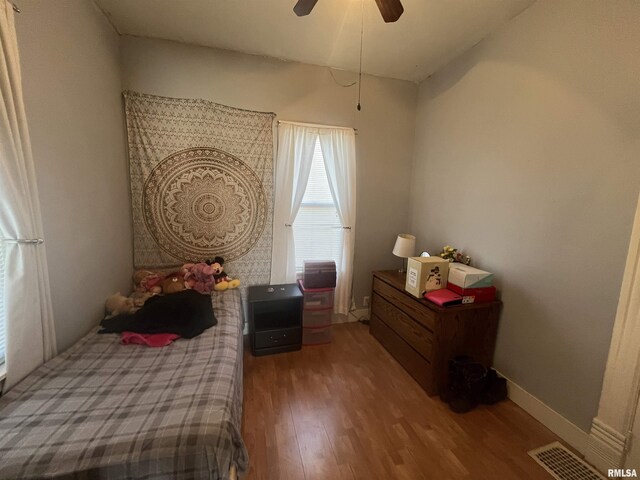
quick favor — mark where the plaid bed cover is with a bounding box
[0,290,248,480]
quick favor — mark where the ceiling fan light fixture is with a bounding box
[293,0,404,23]
[293,0,319,17]
[374,0,404,23]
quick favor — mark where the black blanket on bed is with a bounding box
[99,290,217,338]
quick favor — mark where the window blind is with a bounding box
[293,139,343,273]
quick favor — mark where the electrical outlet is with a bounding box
[363,296,370,307]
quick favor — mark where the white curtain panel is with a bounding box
[270,123,317,283]
[0,0,56,389]
[319,128,356,315]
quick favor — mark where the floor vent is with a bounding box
[528,442,605,480]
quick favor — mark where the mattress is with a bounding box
[0,290,248,480]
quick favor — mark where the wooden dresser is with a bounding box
[370,270,501,395]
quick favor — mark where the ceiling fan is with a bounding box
[293,0,404,23]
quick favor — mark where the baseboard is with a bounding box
[497,371,589,454]
[584,418,627,472]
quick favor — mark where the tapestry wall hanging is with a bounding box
[124,91,275,287]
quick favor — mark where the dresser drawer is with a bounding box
[372,293,433,361]
[254,327,301,349]
[373,277,436,331]
[370,313,435,395]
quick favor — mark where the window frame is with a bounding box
[292,138,343,274]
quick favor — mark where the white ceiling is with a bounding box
[95,0,534,83]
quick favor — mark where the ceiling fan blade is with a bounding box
[293,0,319,17]
[374,0,404,23]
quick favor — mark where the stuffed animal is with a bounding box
[215,277,241,291]
[162,271,187,295]
[206,257,224,279]
[133,270,163,294]
[183,262,216,294]
[207,256,241,291]
[180,263,193,279]
[129,290,156,309]
[105,292,135,318]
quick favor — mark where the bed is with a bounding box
[0,290,248,480]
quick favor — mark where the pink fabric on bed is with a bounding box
[121,332,180,347]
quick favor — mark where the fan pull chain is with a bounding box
[357,0,364,111]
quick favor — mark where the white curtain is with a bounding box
[270,123,317,283]
[0,0,56,389]
[318,128,356,315]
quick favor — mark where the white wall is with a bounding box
[120,36,418,309]
[410,0,640,431]
[15,0,133,352]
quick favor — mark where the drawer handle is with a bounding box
[269,333,287,342]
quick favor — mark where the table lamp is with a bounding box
[392,233,416,273]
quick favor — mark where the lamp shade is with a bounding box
[392,234,416,258]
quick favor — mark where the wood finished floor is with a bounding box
[242,322,559,480]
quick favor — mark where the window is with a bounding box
[292,138,343,274]
[272,122,355,314]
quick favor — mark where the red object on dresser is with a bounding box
[447,284,497,304]
[424,288,462,307]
